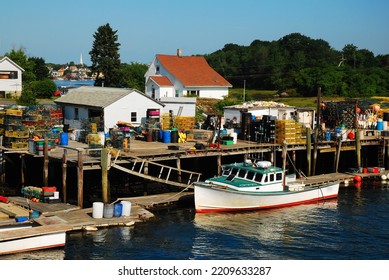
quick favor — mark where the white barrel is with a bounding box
[383,121,388,130]
[103,203,114,218]
[98,131,105,146]
[121,201,132,216]
[232,132,238,144]
[92,202,104,218]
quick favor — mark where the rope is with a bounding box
[149,184,193,206]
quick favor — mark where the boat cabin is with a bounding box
[208,161,285,192]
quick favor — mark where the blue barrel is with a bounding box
[325,131,331,141]
[377,119,383,130]
[163,130,171,143]
[60,132,68,145]
[114,203,122,217]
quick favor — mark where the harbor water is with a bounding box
[1,180,389,260]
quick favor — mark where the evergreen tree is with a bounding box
[89,23,122,87]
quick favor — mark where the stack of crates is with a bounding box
[173,116,195,130]
[275,120,306,144]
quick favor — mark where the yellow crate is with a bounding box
[12,142,28,149]
[14,130,30,138]
[6,109,23,116]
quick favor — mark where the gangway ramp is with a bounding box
[111,156,202,189]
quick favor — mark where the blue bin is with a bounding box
[377,120,383,131]
[60,132,68,145]
[114,203,123,217]
[325,131,331,141]
[163,130,171,143]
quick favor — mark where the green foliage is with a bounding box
[118,62,148,91]
[89,23,122,87]
[30,57,49,80]
[16,88,38,106]
[205,33,389,97]
[30,79,57,98]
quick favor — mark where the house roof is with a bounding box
[156,54,232,87]
[0,56,25,72]
[54,86,164,108]
[150,76,173,86]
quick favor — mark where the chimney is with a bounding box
[177,49,182,57]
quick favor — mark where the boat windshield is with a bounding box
[222,167,231,176]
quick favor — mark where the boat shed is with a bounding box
[54,86,165,133]
[224,101,297,123]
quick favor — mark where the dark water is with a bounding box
[2,180,389,260]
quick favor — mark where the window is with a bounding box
[238,169,247,178]
[0,71,18,79]
[222,167,231,176]
[156,66,160,74]
[246,171,255,180]
[131,112,137,122]
[74,108,79,120]
[175,90,179,97]
[254,174,263,182]
[269,174,274,182]
[152,86,155,99]
[276,173,282,181]
[187,90,200,96]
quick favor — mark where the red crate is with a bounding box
[42,186,56,192]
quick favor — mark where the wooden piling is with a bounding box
[306,127,312,176]
[335,139,342,172]
[43,137,49,186]
[77,149,83,208]
[176,157,182,182]
[217,154,222,176]
[62,149,67,203]
[101,148,109,204]
[356,128,361,168]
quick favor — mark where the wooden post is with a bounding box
[0,150,4,185]
[217,154,222,176]
[306,127,312,176]
[143,161,148,196]
[43,136,49,186]
[282,142,287,189]
[101,148,109,203]
[176,157,182,182]
[62,149,67,203]
[77,149,83,208]
[356,128,361,168]
[312,87,321,176]
[20,154,25,188]
[335,138,342,173]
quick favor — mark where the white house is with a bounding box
[54,86,164,133]
[0,56,24,98]
[144,50,232,100]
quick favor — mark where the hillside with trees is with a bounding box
[204,33,389,97]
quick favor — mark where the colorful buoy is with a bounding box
[353,175,362,182]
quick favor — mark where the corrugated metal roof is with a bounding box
[55,86,163,108]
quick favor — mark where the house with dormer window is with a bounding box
[144,50,232,100]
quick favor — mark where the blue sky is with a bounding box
[1,0,388,65]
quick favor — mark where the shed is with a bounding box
[54,86,164,133]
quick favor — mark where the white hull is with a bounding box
[0,224,68,255]
[195,182,339,213]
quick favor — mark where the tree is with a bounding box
[30,57,50,80]
[89,23,122,87]
[30,79,57,98]
[119,62,148,91]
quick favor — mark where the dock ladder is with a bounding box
[110,156,202,189]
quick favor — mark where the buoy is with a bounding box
[381,174,387,181]
[353,175,362,182]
